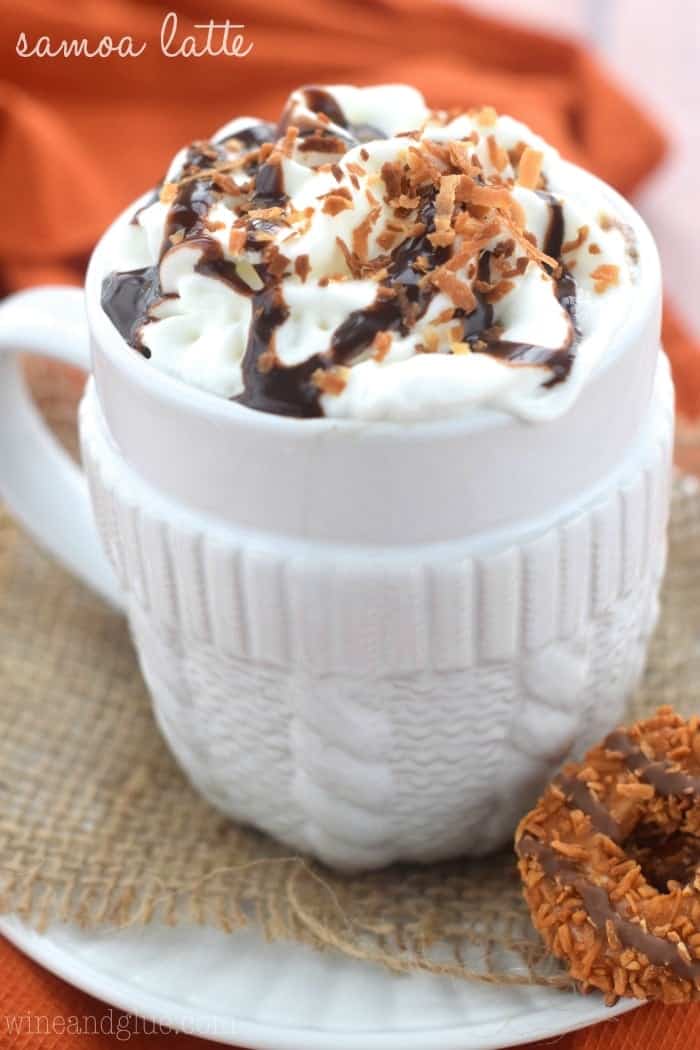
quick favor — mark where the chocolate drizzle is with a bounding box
[161,142,229,255]
[605,731,700,798]
[252,162,287,208]
[130,186,160,226]
[551,730,700,850]
[555,773,624,843]
[101,88,586,417]
[100,266,160,350]
[279,85,377,154]
[216,121,277,149]
[472,192,578,386]
[298,87,347,128]
[195,244,262,298]
[454,240,577,385]
[329,192,450,363]
[517,834,700,981]
[539,190,564,258]
[236,285,324,417]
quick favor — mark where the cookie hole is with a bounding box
[624,824,700,893]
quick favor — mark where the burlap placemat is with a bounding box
[0,377,697,989]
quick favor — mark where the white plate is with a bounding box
[0,915,639,1049]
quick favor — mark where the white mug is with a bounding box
[0,167,672,870]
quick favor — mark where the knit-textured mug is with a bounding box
[0,171,672,870]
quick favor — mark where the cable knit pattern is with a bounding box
[80,358,674,870]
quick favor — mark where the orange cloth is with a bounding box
[1,0,698,415]
[0,2,698,1047]
[1,0,699,416]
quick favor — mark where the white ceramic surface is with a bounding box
[0,164,673,869]
[0,915,640,1050]
[79,359,674,869]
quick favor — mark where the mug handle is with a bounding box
[0,286,122,609]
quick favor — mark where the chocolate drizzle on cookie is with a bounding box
[605,730,700,798]
[517,834,700,982]
[554,772,624,843]
[101,89,585,417]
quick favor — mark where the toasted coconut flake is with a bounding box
[454,214,500,241]
[380,161,404,201]
[322,193,354,216]
[377,227,401,252]
[293,254,311,283]
[212,171,240,195]
[484,278,515,304]
[451,174,475,204]
[257,349,277,374]
[499,255,529,279]
[508,197,528,229]
[313,366,349,396]
[429,229,456,248]
[469,183,514,209]
[487,135,509,172]
[562,225,590,254]
[265,246,291,278]
[423,139,452,167]
[432,306,455,325]
[446,233,499,272]
[502,214,558,272]
[474,105,498,127]
[335,235,361,278]
[372,331,393,362]
[407,145,439,184]
[228,227,247,255]
[173,147,262,191]
[298,132,348,155]
[448,140,475,175]
[421,325,440,353]
[395,193,420,210]
[591,263,620,294]
[430,268,476,312]
[507,142,527,170]
[352,206,382,262]
[431,174,459,247]
[517,147,544,189]
[279,125,299,158]
[247,206,285,221]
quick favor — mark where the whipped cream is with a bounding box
[101,84,639,421]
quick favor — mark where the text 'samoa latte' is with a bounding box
[102,84,638,422]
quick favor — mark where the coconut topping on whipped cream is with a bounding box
[101,84,638,421]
